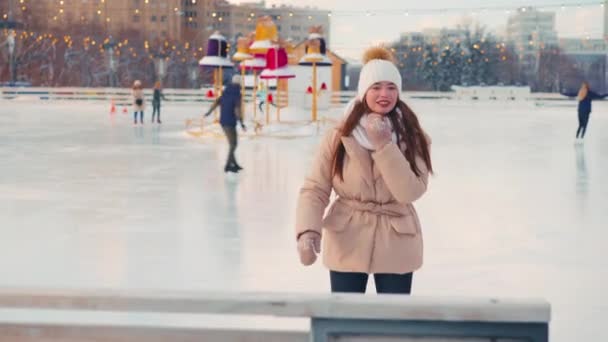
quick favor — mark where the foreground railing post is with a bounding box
[310,317,548,342]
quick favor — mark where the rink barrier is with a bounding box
[0,86,581,106]
[0,288,550,342]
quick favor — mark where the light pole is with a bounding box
[189,61,199,89]
[154,52,168,83]
[7,30,16,84]
[1,0,23,84]
[8,0,14,83]
[103,38,118,87]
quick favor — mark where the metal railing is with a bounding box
[0,288,550,342]
[0,87,577,106]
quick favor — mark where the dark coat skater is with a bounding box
[561,82,607,139]
[204,75,247,173]
[152,81,167,124]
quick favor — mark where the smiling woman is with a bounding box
[295,45,433,295]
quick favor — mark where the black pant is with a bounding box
[152,102,161,122]
[258,101,275,113]
[576,111,590,138]
[222,126,239,169]
[133,111,143,123]
[330,270,413,294]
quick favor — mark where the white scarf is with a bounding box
[343,99,398,151]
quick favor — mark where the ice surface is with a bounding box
[0,98,607,341]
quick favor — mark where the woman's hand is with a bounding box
[297,231,321,266]
[364,113,392,150]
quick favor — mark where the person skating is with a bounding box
[257,83,276,114]
[295,46,433,294]
[132,80,145,125]
[561,81,607,141]
[151,81,167,124]
[204,74,247,173]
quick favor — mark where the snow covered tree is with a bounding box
[448,43,464,87]
[536,46,561,92]
[421,45,440,91]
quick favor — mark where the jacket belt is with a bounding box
[339,198,407,217]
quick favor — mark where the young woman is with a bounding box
[151,81,167,124]
[561,82,607,140]
[295,47,433,294]
[132,80,145,125]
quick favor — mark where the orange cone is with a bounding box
[110,100,116,114]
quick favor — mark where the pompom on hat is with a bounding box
[356,46,401,101]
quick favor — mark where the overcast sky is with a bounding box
[229,0,605,59]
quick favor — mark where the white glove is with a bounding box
[297,231,321,266]
[364,113,392,150]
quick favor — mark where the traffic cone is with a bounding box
[206,89,215,98]
[110,100,116,114]
[267,93,273,104]
[122,107,128,114]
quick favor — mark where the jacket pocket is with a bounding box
[322,202,354,233]
[388,210,418,236]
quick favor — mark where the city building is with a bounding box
[203,1,329,48]
[421,28,468,46]
[1,0,329,49]
[506,7,558,77]
[559,38,607,92]
[396,32,425,47]
[605,0,608,39]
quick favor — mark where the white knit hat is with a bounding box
[357,47,402,101]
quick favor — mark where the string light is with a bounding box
[3,0,603,86]
[325,1,601,16]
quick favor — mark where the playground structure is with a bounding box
[186,19,336,139]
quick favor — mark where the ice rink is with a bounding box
[1,98,607,341]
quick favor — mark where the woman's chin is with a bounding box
[369,108,391,115]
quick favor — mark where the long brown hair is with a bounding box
[331,99,433,181]
[577,81,589,101]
